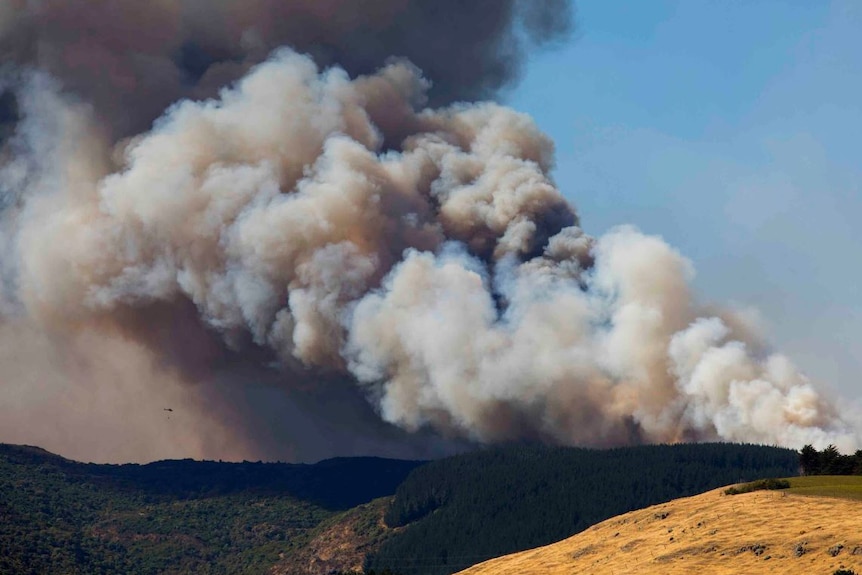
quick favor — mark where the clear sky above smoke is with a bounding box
[511,0,862,402]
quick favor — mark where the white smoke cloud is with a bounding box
[0,49,857,462]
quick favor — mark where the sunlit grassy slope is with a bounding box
[457,477,862,575]
[786,475,862,501]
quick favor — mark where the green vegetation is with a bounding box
[724,475,862,501]
[0,444,422,575]
[785,475,862,501]
[799,444,862,475]
[724,477,791,495]
[0,442,802,575]
[366,443,798,575]
[726,443,862,502]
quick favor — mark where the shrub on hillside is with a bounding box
[724,478,790,495]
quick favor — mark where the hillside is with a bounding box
[457,477,862,575]
[0,444,422,575]
[366,443,798,574]
[0,442,800,575]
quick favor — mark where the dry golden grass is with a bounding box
[457,483,862,575]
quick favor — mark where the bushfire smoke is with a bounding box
[0,1,857,462]
[0,0,570,136]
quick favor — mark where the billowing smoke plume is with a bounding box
[0,1,858,463]
[0,0,570,136]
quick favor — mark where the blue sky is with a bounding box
[509,0,862,399]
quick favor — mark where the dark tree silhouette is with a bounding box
[799,444,821,475]
[799,444,862,476]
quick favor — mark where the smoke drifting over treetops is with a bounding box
[0,1,858,463]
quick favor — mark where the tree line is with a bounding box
[799,444,862,475]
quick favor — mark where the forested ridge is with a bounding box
[365,443,798,575]
[0,444,422,575]
[0,442,799,575]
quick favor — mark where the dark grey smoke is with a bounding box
[0,0,573,136]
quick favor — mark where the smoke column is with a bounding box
[0,0,570,136]
[0,1,858,462]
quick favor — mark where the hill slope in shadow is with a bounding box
[0,443,423,575]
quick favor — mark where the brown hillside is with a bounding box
[457,486,862,575]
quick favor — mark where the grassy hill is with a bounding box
[366,443,798,574]
[786,475,862,501]
[457,476,862,575]
[0,444,423,575]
